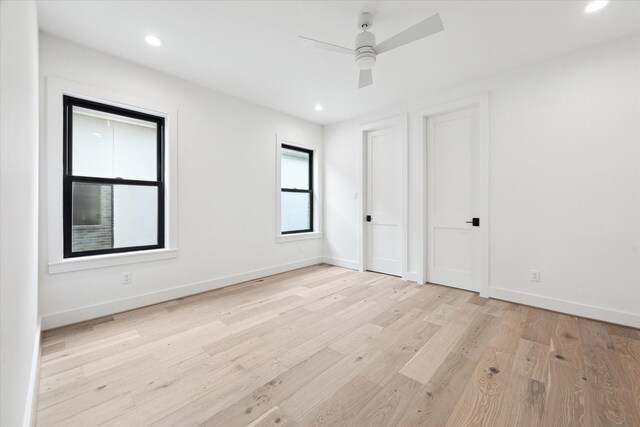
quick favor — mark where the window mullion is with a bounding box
[281,188,312,193]
[69,176,161,187]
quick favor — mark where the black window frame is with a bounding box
[280,144,314,235]
[63,95,165,258]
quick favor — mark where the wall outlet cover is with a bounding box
[530,270,540,282]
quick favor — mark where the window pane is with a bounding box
[281,147,310,190]
[281,191,311,232]
[71,182,158,253]
[113,185,158,248]
[73,182,102,226]
[72,106,158,181]
[71,182,113,252]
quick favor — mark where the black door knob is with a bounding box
[366,215,372,222]
[465,218,480,227]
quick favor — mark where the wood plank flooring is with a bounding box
[36,264,640,426]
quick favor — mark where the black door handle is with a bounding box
[366,215,372,222]
[466,218,480,227]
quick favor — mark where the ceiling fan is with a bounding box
[299,12,444,89]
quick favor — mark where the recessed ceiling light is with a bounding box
[92,132,102,138]
[314,104,324,112]
[585,0,609,13]
[145,35,163,47]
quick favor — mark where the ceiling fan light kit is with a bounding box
[299,11,444,88]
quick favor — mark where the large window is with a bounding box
[63,96,165,258]
[280,144,313,234]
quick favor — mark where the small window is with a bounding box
[63,96,164,257]
[280,144,313,234]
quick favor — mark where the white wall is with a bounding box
[39,34,323,328]
[324,34,640,327]
[0,1,41,426]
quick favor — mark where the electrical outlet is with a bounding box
[298,244,304,254]
[122,272,132,285]
[530,270,540,282]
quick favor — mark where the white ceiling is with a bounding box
[37,1,640,125]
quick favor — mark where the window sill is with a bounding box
[48,248,178,274]
[276,232,323,243]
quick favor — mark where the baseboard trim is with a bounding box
[41,265,640,331]
[41,257,323,330]
[404,272,418,282]
[24,318,41,427]
[489,287,640,329]
[322,256,360,270]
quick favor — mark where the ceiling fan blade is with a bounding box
[374,13,444,55]
[358,69,373,88]
[298,36,354,55]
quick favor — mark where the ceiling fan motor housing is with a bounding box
[298,11,444,88]
[355,31,376,70]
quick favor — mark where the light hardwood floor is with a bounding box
[37,264,640,426]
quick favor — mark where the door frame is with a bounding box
[359,114,409,279]
[419,94,490,296]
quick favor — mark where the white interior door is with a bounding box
[426,106,484,291]
[366,127,402,276]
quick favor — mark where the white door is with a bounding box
[366,127,402,276]
[426,106,484,291]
